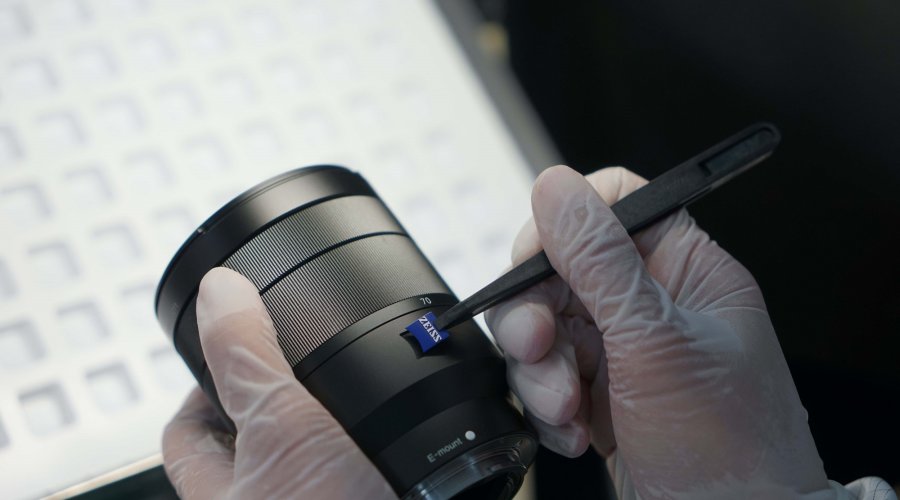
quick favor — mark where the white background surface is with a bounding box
[0,0,536,497]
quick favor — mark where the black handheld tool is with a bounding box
[435,122,781,331]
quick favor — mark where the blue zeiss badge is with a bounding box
[406,311,449,352]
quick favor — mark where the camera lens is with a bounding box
[155,165,537,499]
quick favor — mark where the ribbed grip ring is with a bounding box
[223,195,405,290]
[262,234,449,366]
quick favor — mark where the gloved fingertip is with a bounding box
[511,356,580,426]
[197,267,267,339]
[488,301,555,363]
[584,166,648,206]
[510,218,540,265]
[533,165,598,217]
[526,413,590,458]
[556,423,591,458]
[534,164,578,187]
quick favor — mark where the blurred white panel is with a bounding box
[149,346,194,392]
[0,321,45,370]
[95,98,145,136]
[0,0,538,497]
[120,284,157,331]
[1,183,51,229]
[90,225,143,269]
[122,152,174,193]
[69,45,118,83]
[19,383,75,436]
[58,302,110,349]
[28,243,79,287]
[61,166,114,211]
[5,57,56,98]
[0,4,31,43]
[0,127,23,169]
[128,32,175,69]
[0,259,16,301]
[86,364,139,414]
[36,112,85,150]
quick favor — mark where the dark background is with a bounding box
[476,0,900,496]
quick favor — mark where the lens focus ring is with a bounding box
[223,195,404,289]
[218,195,449,366]
[263,234,449,365]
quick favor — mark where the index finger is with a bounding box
[511,167,647,264]
[489,166,643,362]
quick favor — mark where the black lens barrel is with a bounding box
[155,166,536,499]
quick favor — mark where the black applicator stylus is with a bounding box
[432,122,781,333]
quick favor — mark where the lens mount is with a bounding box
[403,434,537,500]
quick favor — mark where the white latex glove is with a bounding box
[487,165,837,499]
[162,268,395,500]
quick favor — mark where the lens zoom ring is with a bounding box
[224,196,405,289]
[262,234,450,366]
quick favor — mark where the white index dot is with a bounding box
[0,321,45,370]
[19,384,75,436]
[86,364,139,413]
[465,430,476,441]
[28,243,79,286]
[0,184,51,228]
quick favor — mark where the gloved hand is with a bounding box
[487,165,836,499]
[162,268,395,499]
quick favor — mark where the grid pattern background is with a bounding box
[0,0,535,497]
